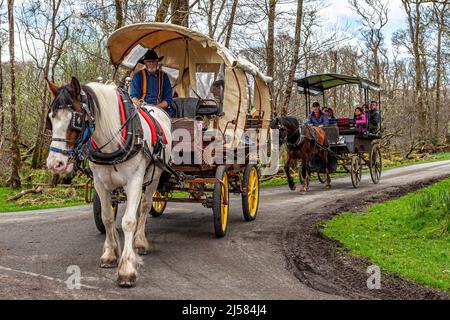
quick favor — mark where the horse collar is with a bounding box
[288,121,305,148]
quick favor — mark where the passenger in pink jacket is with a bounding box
[354,107,367,133]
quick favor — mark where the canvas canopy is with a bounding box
[106,23,273,147]
[296,73,381,96]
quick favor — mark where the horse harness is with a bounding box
[285,120,330,153]
[48,87,178,184]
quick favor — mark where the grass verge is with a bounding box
[0,186,85,212]
[322,177,450,292]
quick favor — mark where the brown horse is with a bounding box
[271,116,331,192]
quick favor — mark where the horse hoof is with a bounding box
[288,183,296,191]
[100,259,118,269]
[136,247,149,256]
[117,274,137,288]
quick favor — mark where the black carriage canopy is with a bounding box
[295,73,381,96]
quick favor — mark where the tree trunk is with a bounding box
[224,0,238,48]
[403,0,425,137]
[7,0,21,188]
[433,3,445,146]
[171,0,189,27]
[373,42,381,84]
[31,0,62,169]
[266,0,276,117]
[331,50,338,109]
[115,0,124,30]
[155,0,171,22]
[281,0,303,116]
[0,39,4,152]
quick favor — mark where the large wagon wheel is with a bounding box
[369,145,382,184]
[93,190,118,234]
[242,164,260,222]
[213,166,230,238]
[149,191,168,217]
[350,155,362,188]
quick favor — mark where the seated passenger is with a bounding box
[130,49,175,117]
[325,107,337,125]
[362,103,369,113]
[210,79,225,115]
[354,107,367,134]
[369,100,380,133]
[308,102,329,127]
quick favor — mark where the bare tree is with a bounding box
[224,0,238,48]
[0,0,5,152]
[17,0,72,168]
[432,1,448,145]
[349,0,389,84]
[155,0,171,22]
[266,0,276,81]
[402,0,426,137]
[280,0,303,116]
[7,0,21,188]
[171,0,189,26]
[115,0,124,30]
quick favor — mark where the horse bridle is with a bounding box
[47,90,95,159]
[273,118,305,148]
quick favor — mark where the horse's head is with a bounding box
[270,116,303,147]
[270,117,288,145]
[45,77,86,175]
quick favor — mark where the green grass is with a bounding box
[0,186,85,213]
[323,178,450,292]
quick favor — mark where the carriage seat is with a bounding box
[322,125,340,144]
[172,97,219,118]
[337,118,359,135]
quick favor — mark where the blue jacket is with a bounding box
[308,112,329,126]
[130,69,173,107]
[327,117,337,125]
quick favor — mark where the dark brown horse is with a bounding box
[271,116,331,192]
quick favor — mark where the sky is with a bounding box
[4,0,410,63]
[320,0,408,54]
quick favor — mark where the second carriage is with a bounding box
[295,73,383,188]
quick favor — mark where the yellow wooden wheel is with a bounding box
[242,164,259,221]
[213,166,229,238]
[150,191,167,217]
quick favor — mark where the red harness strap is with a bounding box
[138,108,168,146]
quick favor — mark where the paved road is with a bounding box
[0,161,449,299]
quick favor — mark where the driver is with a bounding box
[130,49,175,117]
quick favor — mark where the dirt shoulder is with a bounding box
[282,175,450,300]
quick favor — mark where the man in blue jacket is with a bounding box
[308,102,329,127]
[130,49,175,117]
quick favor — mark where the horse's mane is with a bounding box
[279,116,301,131]
[50,84,101,118]
[85,82,122,149]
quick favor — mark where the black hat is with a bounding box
[138,49,163,64]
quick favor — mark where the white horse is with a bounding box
[45,77,172,287]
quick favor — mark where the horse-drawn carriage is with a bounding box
[295,73,383,188]
[88,23,273,237]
